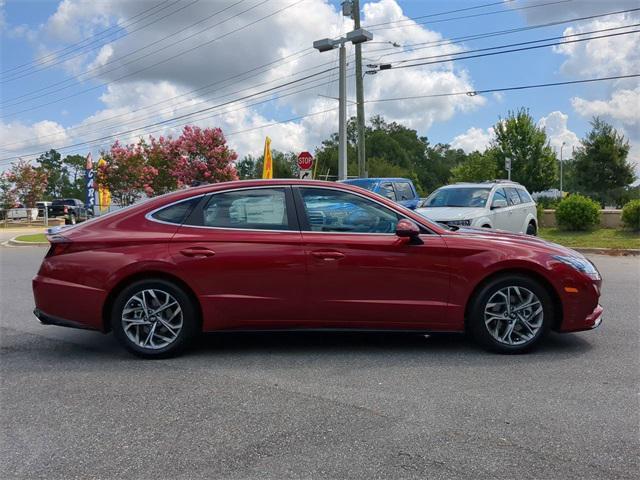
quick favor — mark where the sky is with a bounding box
[0,0,638,178]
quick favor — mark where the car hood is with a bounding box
[449,226,583,258]
[416,207,485,221]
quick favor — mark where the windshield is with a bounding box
[424,187,491,208]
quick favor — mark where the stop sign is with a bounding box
[297,151,313,170]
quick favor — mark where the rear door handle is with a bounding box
[310,250,345,261]
[180,247,216,258]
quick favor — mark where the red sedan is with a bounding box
[32,180,603,358]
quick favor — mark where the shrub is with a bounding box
[621,199,640,231]
[556,194,600,231]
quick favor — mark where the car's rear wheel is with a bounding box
[112,279,197,358]
[526,222,537,235]
[469,274,552,353]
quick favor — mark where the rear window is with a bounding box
[52,199,76,206]
[151,197,200,225]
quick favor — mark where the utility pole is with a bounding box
[338,43,347,181]
[559,141,566,195]
[352,0,366,178]
[313,25,372,181]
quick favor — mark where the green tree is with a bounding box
[61,154,88,199]
[572,117,635,206]
[37,149,69,199]
[420,144,467,193]
[243,151,299,179]
[450,149,499,182]
[0,172,17,210]
[492,108,557,192]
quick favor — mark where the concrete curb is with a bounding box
[574,247,640,256]
[6,236,49,247]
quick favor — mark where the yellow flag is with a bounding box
[262,136,273,179]
[96,158,112,212]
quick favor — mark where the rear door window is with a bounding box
[378,182,396,201]
[505,188,522,206]
[201,188,292,230]
[394,182,415,201]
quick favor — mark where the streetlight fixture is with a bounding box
[313,27,373,180]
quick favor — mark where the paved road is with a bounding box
[1,246,638,479]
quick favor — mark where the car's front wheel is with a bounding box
[112,279,198,358]
[526,222,537,235]
[469,274,552,353]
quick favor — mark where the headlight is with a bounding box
[553,255,601,280]
[442,219,471,226]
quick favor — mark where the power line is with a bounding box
[363,7,640,61]
[0,0,305,118]
[380,29,640,71]
[368,0,572,32]
[366,74,640,104]
[1,0,260,105]
[0,0,178,75]
[365,0,515,28]
[0,49,321,150]
[0,0,200,82]
[2,73,636,164]
[384,23,640,67]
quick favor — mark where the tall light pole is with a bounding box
[314,28,372,180]
[560,141,566,195]
[351,0,367,178]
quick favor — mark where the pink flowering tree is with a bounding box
[145,135,181,195]
[6,160,48,207]
[98,141,158,206]
[171,126,238,187]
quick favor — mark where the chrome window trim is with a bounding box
[144,184,438,235]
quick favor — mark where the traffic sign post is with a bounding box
[505,157,512,181]
[297,151,314,179]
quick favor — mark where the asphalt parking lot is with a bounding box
[0,245,638,480]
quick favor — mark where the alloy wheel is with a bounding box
[121,289,183,350]
[484,286,543,346]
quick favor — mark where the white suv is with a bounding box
[416,181,538,235]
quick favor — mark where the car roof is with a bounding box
[437,181,526,189]
[342,177,412,183]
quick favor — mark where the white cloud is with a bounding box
[450,127,494,153]
[537,111,580,155]
[0,120,68,156]
[1,0,488,164]
[571,87,640,129]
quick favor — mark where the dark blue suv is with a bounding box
[340,178,420,209]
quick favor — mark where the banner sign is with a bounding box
[85,153,95,210]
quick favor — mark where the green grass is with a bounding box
[539,228,640,250]
[14,233,48,243]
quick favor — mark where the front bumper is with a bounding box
[562,303,603,333]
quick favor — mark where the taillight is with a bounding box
[63,206,68,214]
[45,235,71,257]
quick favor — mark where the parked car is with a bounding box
[417,181,538,235]
[49,198,92,225]
[340,177,420,209]
[36,201,52,218]
[33,180,602,358]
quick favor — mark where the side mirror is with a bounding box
[491,198,508,209]
[396,218,420,238]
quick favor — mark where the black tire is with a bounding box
[468,274,552,354]
[526,222,537,236]
[482,224,491,229]
[111,279,198,358]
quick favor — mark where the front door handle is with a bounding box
[180,247,216,258]
[310,250,345,261]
